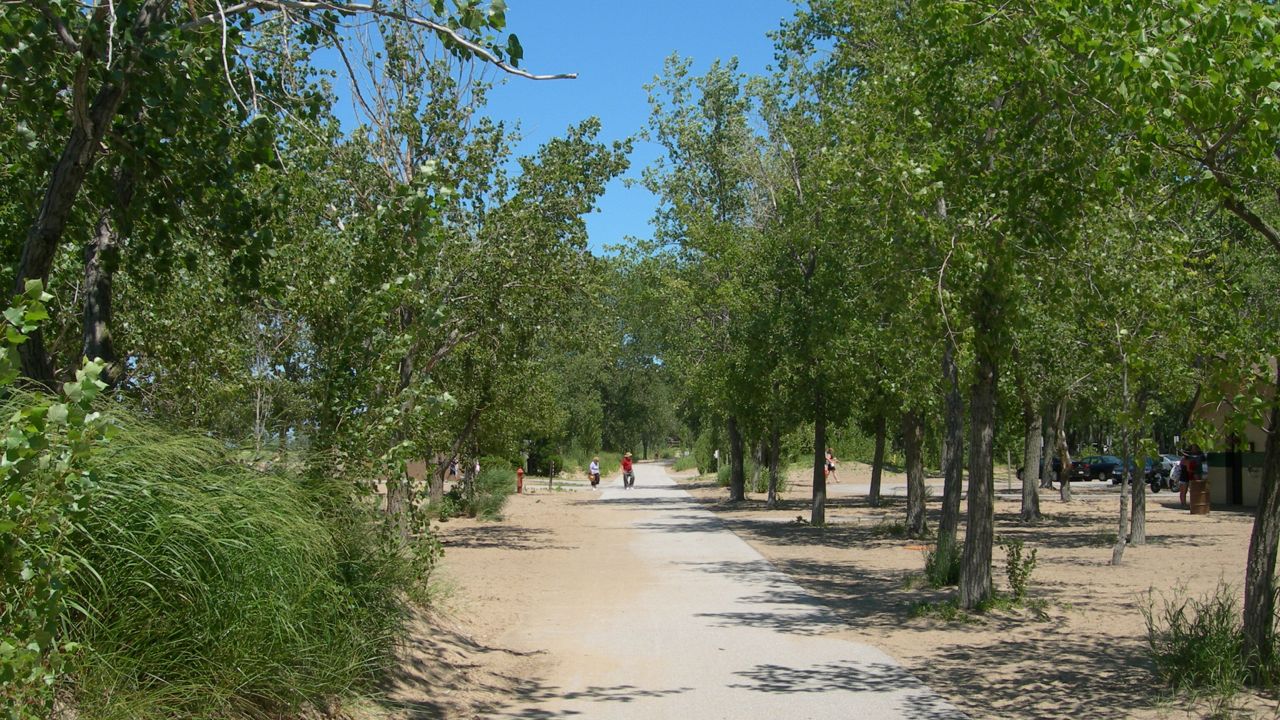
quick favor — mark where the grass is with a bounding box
[923,540,962,588]
[673,454,699,472]
[908,598,977,623]
[563,449,620,477]
[60,407,423,719]
[713,459,791,494]
[1143,583,1250,697]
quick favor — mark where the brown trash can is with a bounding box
[1189,479,1210,515]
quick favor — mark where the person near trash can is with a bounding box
[1178,445,1202,508]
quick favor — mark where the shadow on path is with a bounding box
[730,660,965,720]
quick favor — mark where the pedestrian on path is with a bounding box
[825,447,839,484]
[589,456,601,488]
[622,452,635,488]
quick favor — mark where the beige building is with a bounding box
[1198,365,1274,506]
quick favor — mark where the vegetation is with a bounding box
[1144,584,1252,697]
[67,408,426,718]
[5,0,1280,714]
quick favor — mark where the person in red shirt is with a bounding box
[621,452,635,489]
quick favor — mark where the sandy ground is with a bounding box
[365,461,1278,719]
[675,461,1277,720]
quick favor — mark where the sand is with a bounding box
[370,462,1277,719]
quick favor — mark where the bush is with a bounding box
[694,426,720,474]
[673,453,699,472]
[435,465,515,520]
[1000,536,1038,601]
[924,540,962,588]
[1143,583,1249,695]
[61,413,421,719]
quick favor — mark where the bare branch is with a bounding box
[180,0,577,81]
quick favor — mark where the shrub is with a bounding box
[435,465,515,520]
[673,453,699,472]
[1143,583,1249,696]
[61,413,421,719]
[694,426,720,474]
[923,540,962,588]
[1000,536,1038,601]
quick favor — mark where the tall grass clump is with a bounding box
[1143,583,1249,696]
[435,455,521,520]
[62,410,419,719]
[561,448,620,477]
[672,453,699,472]
[923,541,962,588]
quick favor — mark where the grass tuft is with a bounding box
[57,404,422,719]
[1143,583,1250,697]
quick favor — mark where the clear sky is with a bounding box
[480,0,795,252]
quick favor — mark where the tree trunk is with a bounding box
[82,166,134,388]
[938,344,964,559]
[904,410,927,538]
[1055,399,1073,503]
[1021,407,1042,523]
[16,0,171,386]
[869,411,886,506]
[1112,365,1133,566]
[1040,408,1056,489]
[751,440,764,495]
[1243,366,1280,674]
[431,457,447,505]
[1130,447,1147,545]
[385,471,412,541]
[812,413,827,526]
[728,416,746,501]
[766,424,782,508]
[960,346,997,609]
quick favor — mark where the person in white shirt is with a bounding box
[589,457,600,488]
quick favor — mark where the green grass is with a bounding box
[563,449,620,477]
[60,408,422,719]
[673,453,699,472]
[923,540,962,588]
[1143,583,1251,697]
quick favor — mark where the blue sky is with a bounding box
[479,0,795,252]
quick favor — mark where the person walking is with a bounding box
[825,447,839,484]
[589,456,601,488]
[622,452,635,489]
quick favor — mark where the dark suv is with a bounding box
[1077,455,1135,482]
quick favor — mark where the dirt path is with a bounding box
[405,462,963,718]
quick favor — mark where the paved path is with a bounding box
[493,462,966,719]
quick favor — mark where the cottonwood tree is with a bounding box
[1036,0,1280,665]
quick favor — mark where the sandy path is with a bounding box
[429,462,965,719]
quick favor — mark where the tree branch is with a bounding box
[1223,194,1280,256]
[35,0,80,52]
[180,0,577,81]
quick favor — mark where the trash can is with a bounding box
[1189,479,1210,515]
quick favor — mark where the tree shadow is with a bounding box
[906,634,1164,720]
[380,616,693,719]
[440,525,573,551]
[729,660,965,720]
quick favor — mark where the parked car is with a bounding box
[1076,454,1135,482]
[1068,457,1093,481]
